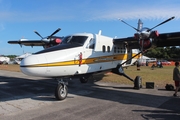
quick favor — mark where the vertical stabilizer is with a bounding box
[137,19,143,31]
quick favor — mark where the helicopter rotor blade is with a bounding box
[148,16,175,32]
[119,19,140,32]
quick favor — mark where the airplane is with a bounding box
[8,28,64,49]
[8,16,180,101]
[0,55,10,64]
[15,52,32,64]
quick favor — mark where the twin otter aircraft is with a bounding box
[8,16,180,100]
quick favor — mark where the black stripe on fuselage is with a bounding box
[34,43,82,54]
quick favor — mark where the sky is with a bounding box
[1,0,180,55]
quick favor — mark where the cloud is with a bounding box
[86,4,180,21]
[0,0,180,22]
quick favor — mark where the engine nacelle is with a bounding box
[134,33,140,39]
[50,38,62,44]
[150,30,159,38]
[139,39,152,50]
[44,38,62,49]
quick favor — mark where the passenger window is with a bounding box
[118,47,120,53]
[114,47,116,53]
[102,45,106,52]
[107,46,110,52]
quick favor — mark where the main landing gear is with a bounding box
[112,65,142,89]
[134,76,142,89]
[80,76,89,83]
[113,50,143,89]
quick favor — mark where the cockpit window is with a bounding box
[62,36,88,45]
[87,38,95,49]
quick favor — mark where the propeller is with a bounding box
[48,28,61,38]
[119,16,175,33]
[119,17,175,66]
[147,16,175,32]
[34,30,43,39]
[34,28,61,40]
[119,19,140,32]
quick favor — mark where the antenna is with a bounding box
[98,30,102,35]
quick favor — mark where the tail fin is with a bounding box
[137,19,143,31]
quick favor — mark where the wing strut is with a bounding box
[112,51,145,89]
[121,50,143,66]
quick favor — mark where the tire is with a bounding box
[55,84,68,100]
[80,77,88,83]
[3,61,7,65]
[134,76,142,90]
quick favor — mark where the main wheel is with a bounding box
[134,76,142,90]
[80,77,88,83]
[55,84,68,100]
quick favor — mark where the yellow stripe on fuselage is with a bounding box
[21,53,138,67]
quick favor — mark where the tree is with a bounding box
[144,47,180,60]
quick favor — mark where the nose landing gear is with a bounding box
[55,78,68,100]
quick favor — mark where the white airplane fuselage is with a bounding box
[20,32,139,78]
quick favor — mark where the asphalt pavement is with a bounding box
[0,70,180,120]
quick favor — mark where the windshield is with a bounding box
[62,36,88,45]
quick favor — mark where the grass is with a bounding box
[0,64,21,72]
[99,65,174,88]
[0,64,175,88]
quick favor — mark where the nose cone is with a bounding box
[20,55,47,77]
[20,55,38,67]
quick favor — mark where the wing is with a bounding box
[113,32,180,49]
[113,37,140,49]
[8,40,46,47]
[155,32,180,47]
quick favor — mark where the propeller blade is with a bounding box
[119,19,140,32]
[49,28,61,37]
[148,16,175,32]
[34,31,43,39]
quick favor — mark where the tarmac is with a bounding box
[0,70,180,120]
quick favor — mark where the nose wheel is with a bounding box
[55,79,68,100]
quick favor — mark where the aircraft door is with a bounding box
[126,49,132,65]
[83,38,96,72]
